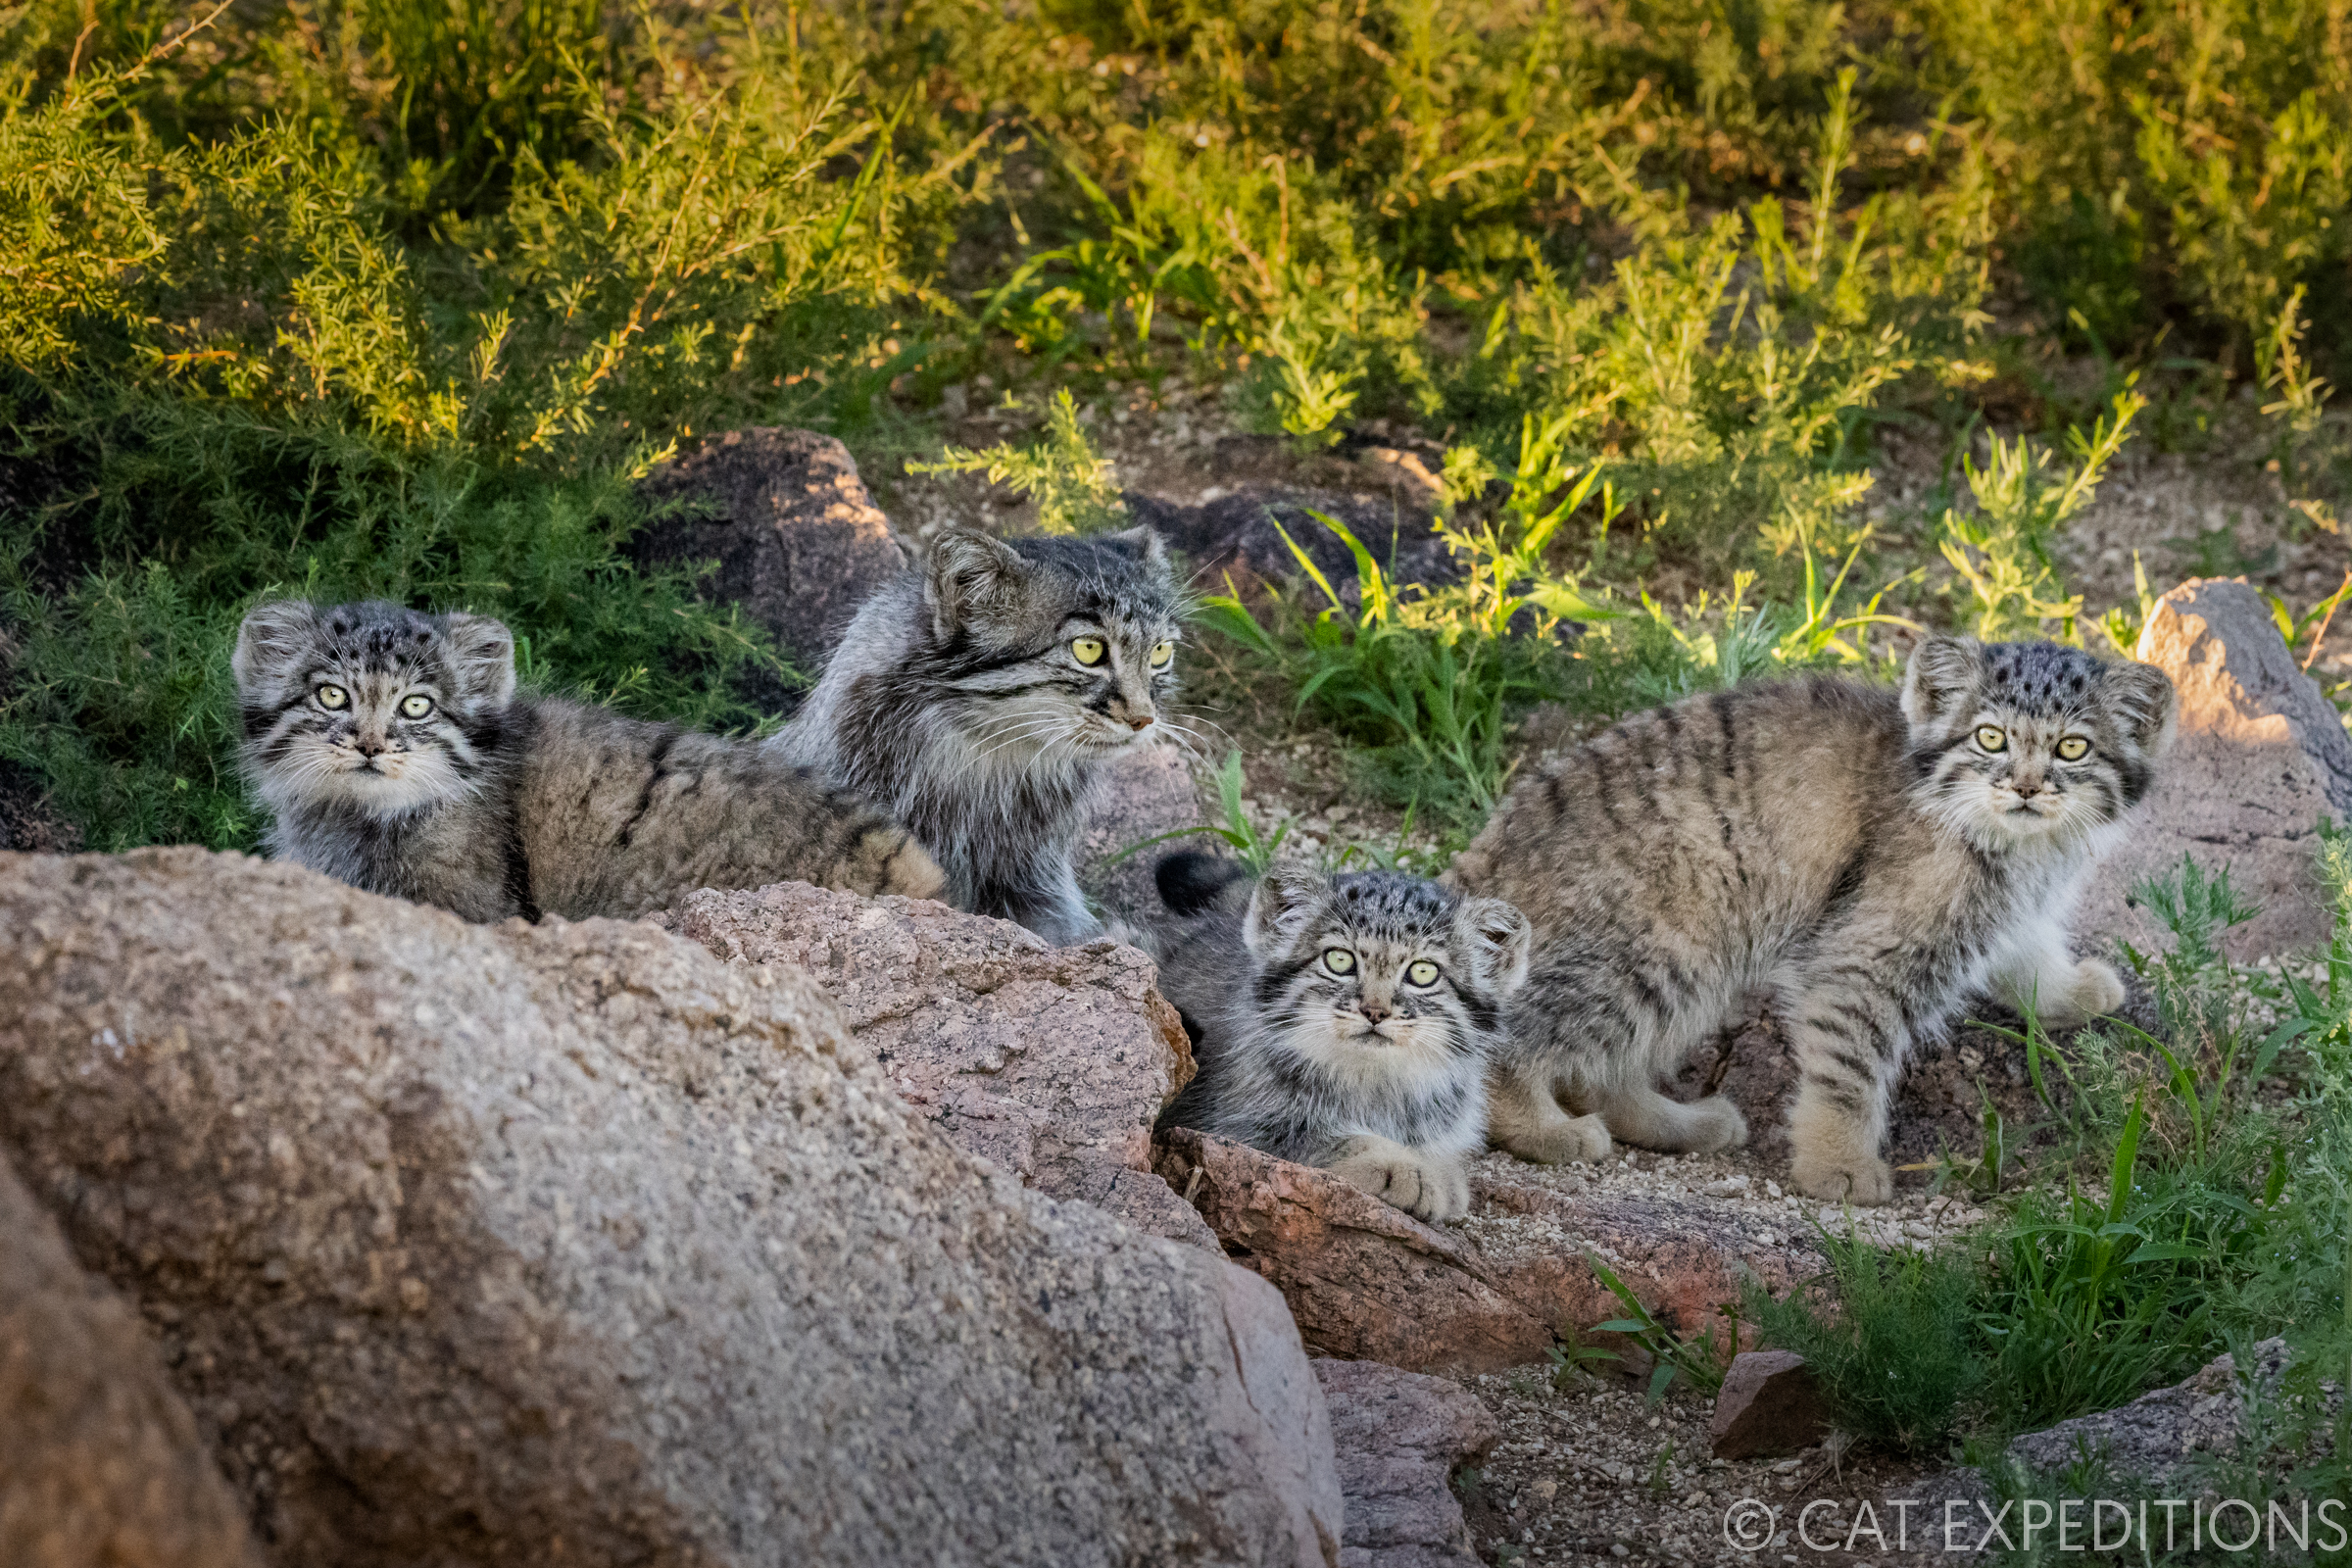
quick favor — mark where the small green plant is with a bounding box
[906,389,1128,535]
[1585,1251,1729,1403]
[1745,1230,1983,1455]
[1938,391,2141,643]
[1108,751,1291,874]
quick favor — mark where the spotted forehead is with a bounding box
[1978,642,2106,714]
[312,608,453,688]
[1312,873,1459,941]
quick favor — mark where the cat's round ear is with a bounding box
[924,529,1030,641]
[443,612,517,708]
[2101,657,2178,758]
[1460,898,1532,995]
[1900,634,1984,731]
[1242,863,1324,958]
[232,600,318,695]
[1105,524,1170,572]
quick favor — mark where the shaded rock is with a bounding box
[1077,741,1207,923]
[2078,577,2352,961]
[2006,1338,2286,1479]
[1459,1165,1823,1358]
[1,1148,262,1568]
[659,879,1212,1250]
[0,847,1341,1568]
[1156,1134,1827,1376]
[1708,1350,1832,1459]
[1157,1130,1555,1373]
[1125,486,1458,599]
[1318,1360,1497,1568]
[1896,1341,2292,1543]
[636,427,910,703]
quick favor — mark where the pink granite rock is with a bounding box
[662,880,1214,1248]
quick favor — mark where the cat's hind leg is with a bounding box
[1592,1083,1748,1154]
[1486,1059,1614,1165]
[1324,1134,1473,1223]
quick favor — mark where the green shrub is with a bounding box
[1744,1235,1983,1455]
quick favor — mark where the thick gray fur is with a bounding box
[1449,636,2177,1205]
[1150,851,1532,1224]
[768,525,1184,945]
[233,599,944,922]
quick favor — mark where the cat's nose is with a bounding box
[1359,998,1391,1023]
[1123,713,1153,731]
[2012,776,2042,798]
[354,735,387,758]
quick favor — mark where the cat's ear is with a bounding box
[1105,524,1169,572]
[2101,657,2178,758]
[232,600,318,696]
[442,612,517,708]
[1242,863,1325,958]
[925,529,1031,641]
[1459,897,1532,996]
[1901,634,1984,731]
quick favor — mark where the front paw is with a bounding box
[1328,1147,1471,1223]
[1790,1149,1893,1205]
[2060,957,2126,1023]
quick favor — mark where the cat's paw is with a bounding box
[2061,957,2127,1023]
[1790,1149,1894,1205]
[862,829,948,901]
[1497,1111,1614,1166]
[1327,1145,1472,1224]
[1686,1096,1749,1153]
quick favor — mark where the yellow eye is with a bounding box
[2055,736,2090,761]
[1151,640,1175,668]
[1071,636,1107,666]
[1975,725,2007,753]
[1406,959,1440,987]
[317,684,348,710]
[399,694,436,720]
[1323,948,1356,975]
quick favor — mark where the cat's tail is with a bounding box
[1154,848,1252,918]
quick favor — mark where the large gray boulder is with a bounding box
[2,1147,262,1568]
[658,879,1215,1249]
[2078,577,2352,961]
[1318,1361,1495,1568]
[0,847,1342,1568]
[635,427,910,702]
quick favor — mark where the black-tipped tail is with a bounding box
[1155,848,1252,917]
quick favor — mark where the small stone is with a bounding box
[1710,1353,1834,1460]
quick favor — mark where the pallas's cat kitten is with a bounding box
[234,599,944,922]
[1449,636,2174,1204]
[1150,851,1532,1223]
[770,525,1183,945]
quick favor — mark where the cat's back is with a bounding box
[1454,673,1910,932]
[514,696,940,918]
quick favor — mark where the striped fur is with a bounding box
[1448,636,2176,1204]
[1151,851,1532,1223]
[769,526,1183,945]
[232,599,943,922]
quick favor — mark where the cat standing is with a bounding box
[1449,636,2175,1203]
[1151,851,1532,1223]
[770,525,1184,945]
[234,599,943,921]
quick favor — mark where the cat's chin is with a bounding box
[328,762,464,816]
